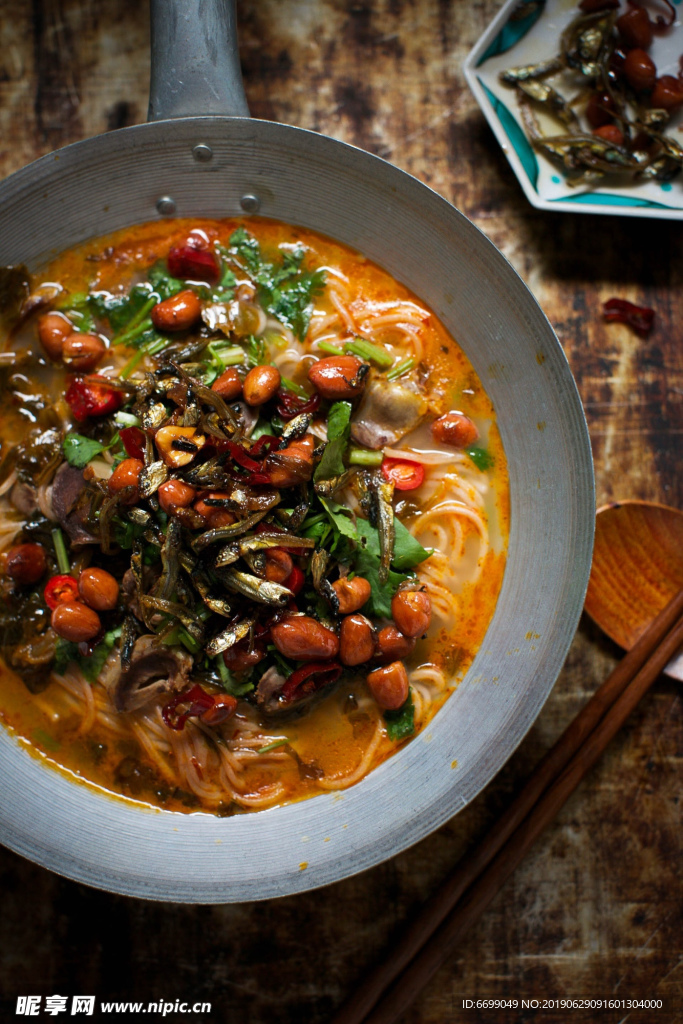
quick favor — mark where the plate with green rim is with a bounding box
[464,0,683,219]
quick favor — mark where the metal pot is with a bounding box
[0,0,593,902]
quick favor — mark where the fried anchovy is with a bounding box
[119,614,140,671]
[277,412,311,449]
[192,510,270,551]
[513,79,580,132]
[206,618,255,657]
[140,596,205,640]
[126,507,151,526]
[357,470,377,527]
[131,540,156,631]
[192,570,233,618]
[499,57,564,84]
[374,477,395,585]
[311,548,339,613]
[142,401,167,429]
[139,460,169,498]
[242,549,267,575]
[99,486,136,554]
[275,496,310,532]
[214,543,240,568]
[238,532,315,554]
[155,516,182,602]
[172,361,239,435]
[181,456,232,489]
[314,468,357,498]
[219,569,292,606]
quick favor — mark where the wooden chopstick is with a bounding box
[332,587,683,1024]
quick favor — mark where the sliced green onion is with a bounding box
[263,328,288,349]
[258,738,289,754]
[113,411,141,428]
[317,341,344,357]
[386,356,415,381]
[344,337,393,370]
[112,316,154,348]
[146,337,172,356]
[348,447,384,467]
[251,420,274,441]
[280,376,309,398]
[112,295,157,344]
[51,527,70,574]
[207,342,246,367]
[216,656,230,684]
[120,348,146,380]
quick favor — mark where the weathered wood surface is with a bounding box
[0,1,681,1021]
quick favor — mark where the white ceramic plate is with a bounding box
[464,0,683,218]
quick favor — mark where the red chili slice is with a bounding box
[284,566,305,595]
[249,434,280,457]
[275,389,320,421]
[167,245,220,284]
[224,440,263,474]
[381,457,425,491]
[200,694,238,727]
[65,377,124,420]
[281,661,343,704]
[44,574,79,610]
[119,426,146,461]
[162,684,216,731]
[602,298,655,337]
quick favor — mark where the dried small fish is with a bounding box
[140,596,205,640]
[277,413,311,449]
[242,549,267,575]
[206,618,255,657]
[275,498,309,532]
[314,468,357,498]
[138,460,169,498]
[238,533,315,554]
[126,507,151,526]
[120,614,140,670]
[219,569,292,606]
[214,543,240,568]
[155,517,182,602]
[561,9,616,79]
[311,549,339,613]
[192,571,234,618]
[500,57,564,84]
[192,511,270,551]
[513,79,580,132]
[374,477,395,585]
[142,402,168,429]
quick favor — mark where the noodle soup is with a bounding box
[0,220,508,814]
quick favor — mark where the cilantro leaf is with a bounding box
[384,689,415,742]
[466,446,494,472]
[227,230,325,340]
[392,518,431,571]
[89,284,153,332]
[147,263,185,301]
[63,434,106,469]
[314,401,352,482]
[320,497,357,542]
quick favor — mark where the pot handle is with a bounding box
[148,0,249,120]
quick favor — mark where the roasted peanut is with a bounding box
[62,332,106,372]
[243,365,281,406]
[151,289,202,332]
[308,355,366,400]
[366,661,409,710]
[623,48,656,92]
[332,576,371,614]
[391,588,431,638]
[37,312,73,360]
[264,548,293,584]
[108,458,144,502]
[155,425,206,468]
[431,411,479,449]
[5,543,47,585]
[211,367,243,401]
[270,615,339,662]
[193,492,236,529]
[616,6,652,49]
[158,479,197,513]
[78,567,120,611]
[265,434,315,488]
[375,625,416,663]
[51,601,101,643]
[339,614,375,667]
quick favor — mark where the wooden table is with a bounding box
[0,2,681,1021]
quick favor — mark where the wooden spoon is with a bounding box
[585,500,683,680]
